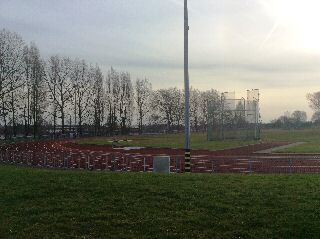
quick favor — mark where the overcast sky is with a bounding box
[1,0,320,122]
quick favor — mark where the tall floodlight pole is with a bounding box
[184,0,191,173]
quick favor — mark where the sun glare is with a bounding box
[271,0,320,52]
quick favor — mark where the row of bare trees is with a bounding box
[0,29,221,139]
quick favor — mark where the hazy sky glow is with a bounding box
[1,0,320,122]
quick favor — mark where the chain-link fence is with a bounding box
[208,90,261,141]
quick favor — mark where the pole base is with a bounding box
[185,149,191,173]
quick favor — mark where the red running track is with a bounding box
[1,140,320,174]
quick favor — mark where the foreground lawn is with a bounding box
[1,166,320,238]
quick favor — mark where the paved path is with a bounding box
[255,142,305,154]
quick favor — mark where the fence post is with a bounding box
[44,153,47,167]
[211,160,215,173]
[87,154,90,170]
[62,153,65,168]
[106,154,109,171]
[289,159,293,174]
[12,151,15,163]
[176,157,180,173]
[28,151,31,165]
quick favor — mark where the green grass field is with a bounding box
[261,128,320,153]
[1,165,320,239]
[77,128,320,153]
[78,133,258,151]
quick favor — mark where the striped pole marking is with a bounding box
[185,150,191,173]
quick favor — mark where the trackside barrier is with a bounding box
[153,156,170,173]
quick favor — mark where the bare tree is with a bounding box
[190,88,201,132]
[27,43,47,138]
[0,29,25,139]
[22,45,32,136]
[172,88,184,131]
[46,56,72,135]
[307,92,320,112]
[118,72,133,135]
[291,110,307,124]
[91,65,104,136]
[135,78,151,134]
[152,88,179,133]
[312,111,320,123]
[105,68,119,135]
[71,59,92,136]
[199,89,220,132]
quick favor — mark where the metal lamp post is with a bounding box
[184,0,191,173]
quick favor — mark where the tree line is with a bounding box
[269,111,309,129]
[269,93,320,129]
[0,29,222,139]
